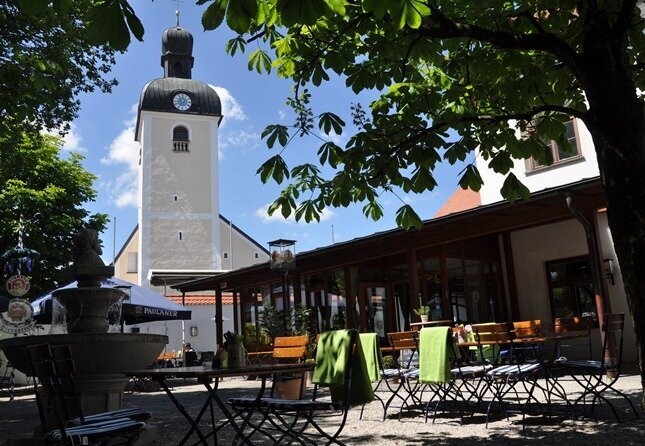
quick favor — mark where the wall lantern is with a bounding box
[190,326,198,337]
[604,258,615,285]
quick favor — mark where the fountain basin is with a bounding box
[52,287,126,333]
[0,333,167,415]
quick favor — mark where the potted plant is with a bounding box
[414,305,431,323]
[223,331,246,368]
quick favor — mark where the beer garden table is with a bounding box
[126,363,314,446]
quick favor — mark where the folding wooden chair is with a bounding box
[50,345,150,427]
[474,323,544,428]
[382,331,423,419]
[556,313,639,421]
[259,330,364,446]
[27,344,145,445]
[228,335,309,443]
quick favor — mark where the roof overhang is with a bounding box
[173,177,606,293]
[149,269,228,287]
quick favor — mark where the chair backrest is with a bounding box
[184,350,200,366]
[387,331,418,369]
[600,313,625,373]
[554,316,593,359]
[273,335,309,362]
[50,344,86,425]
[513,320,542,338]
[471,322,512,364]
[27,344,69,438]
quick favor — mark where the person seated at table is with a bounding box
[183,343,201,367]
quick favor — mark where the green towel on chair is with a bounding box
[419,327,459,383]
[312,329,374,406]
[359,333,380,383]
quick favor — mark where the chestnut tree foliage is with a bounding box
[85,0,645,405]
[0,133,108,296]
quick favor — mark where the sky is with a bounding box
[61,0,469,263]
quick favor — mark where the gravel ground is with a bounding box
[2,370,644,445]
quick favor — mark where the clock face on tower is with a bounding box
[173,93,192,111]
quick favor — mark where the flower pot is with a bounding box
[276,374,306,400]
[420,315,429,323]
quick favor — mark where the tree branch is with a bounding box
[420,5,582,76]
[613,0,638,35]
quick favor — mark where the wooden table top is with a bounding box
[410,320,453,327]
[455,332,589,348]
[127,362,314,379]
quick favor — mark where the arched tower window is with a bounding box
[172,125,190,152]
[173,62,183,77]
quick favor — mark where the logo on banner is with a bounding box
[0,298,35,334]
[6,274,30,297]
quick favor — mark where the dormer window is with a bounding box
[172,125,190,152]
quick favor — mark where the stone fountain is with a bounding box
[0,229,168,415]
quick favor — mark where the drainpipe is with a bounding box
[565,195,609,321]
[565,195,612,364]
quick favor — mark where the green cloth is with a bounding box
[469,344,500,363]
[359,333,380,383]
[419,327,460,384]
[312,329,374,406]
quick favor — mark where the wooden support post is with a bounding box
[232,290,239,335]
[344,266,355,329]
[215,286,223,347]
[502,232,520,321]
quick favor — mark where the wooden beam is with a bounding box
[232,290,239,335]
[502,232,520,321]
[215,286,223,347]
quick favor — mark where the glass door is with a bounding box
[360,285,388,341]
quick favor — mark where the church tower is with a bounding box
[134,23,223,286]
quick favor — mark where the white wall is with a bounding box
[477,119,600,205]
[510,219,603,359]
[595,211,637,362]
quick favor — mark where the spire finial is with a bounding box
[175,9,180,27]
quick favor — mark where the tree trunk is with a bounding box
[580,29,645,410]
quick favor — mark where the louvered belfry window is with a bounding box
[172,126,189,152]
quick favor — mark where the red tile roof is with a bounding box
[434,187,481,218]
[168,294,233,306]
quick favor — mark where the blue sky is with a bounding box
[60,1,469,262]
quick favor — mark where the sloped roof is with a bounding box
[434,187,481,218]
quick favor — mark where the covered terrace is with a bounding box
[173,177,609,348]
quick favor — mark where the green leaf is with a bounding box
[317,141,342,167]
[325,0,347,15]
[488,151,515,174]
[225,36,247,56]
[410,167,437,193]
[226,0,258,34]
[277,0,328,26]
[362,0,388,19]
[202,0,228,30]
[362,201,383,221]
[395,205,423,230]
[261,124,290,148]
[86,0,131,51]
[256,155,290,184]
[318,112,345,135]
[248,49,272,73]
[458,164,483,192]
[122,1,144,42]
[500,173,531,202]
[393,0,430,30]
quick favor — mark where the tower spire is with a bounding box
[175,9,180,27]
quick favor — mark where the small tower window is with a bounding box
[254,252,260,259]
[223,252,229,259]
[172,125,190,152]
[178,231,183,241]
[173,62,183,77]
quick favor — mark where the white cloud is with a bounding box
[255,203,335,224]
[208,85,246,124]
[319,131,344,146]
[100,104,139,208]
[220,130,260,150]
[44,123,86,153]
[278,110,287,121]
